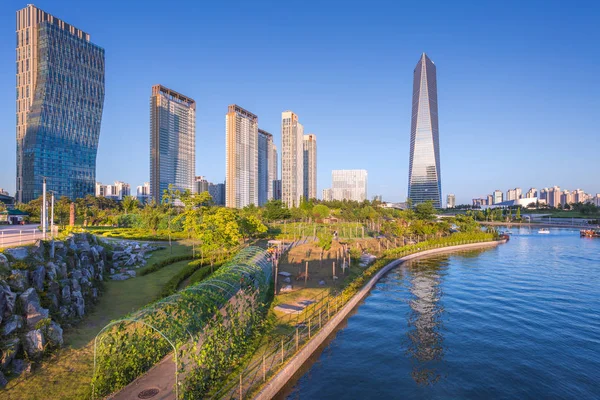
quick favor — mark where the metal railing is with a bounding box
[0,229,43,248]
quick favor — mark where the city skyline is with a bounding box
[1,1,599,204]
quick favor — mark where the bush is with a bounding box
[139,255,196,276]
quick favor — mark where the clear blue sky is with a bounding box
[1,0,599,204]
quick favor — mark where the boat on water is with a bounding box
[538,228,550,234]
[580,229,600,238]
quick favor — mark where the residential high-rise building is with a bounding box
[208,182,225,206]
[329,170,368,202]
[322,188,333,202]
[593,194,600,207]
[269,144,278,201]
[506,188,520,201]
[573,189,586,204]
[16,5,105,203]
[486,194,494,205]
[136,182,150,203]
[258,129,274,206]
[525,188,538,198]
[225,105,258,208]
[561,190,573,206]
[493,190,503,204]
[281,111,304,208]
[95,181,130,201]
[446,194,456,209]
[150,85,195,204]
[539,188,548,203]
[303,134,317,201]
[194,176,209,194]
[548,186,561,207]
[408,53,442,208]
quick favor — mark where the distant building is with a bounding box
[303,134,317,201]
[0,189,9,196]
[329,170,368,202]
[561,190,574,206]
[226,105,258,208]
[472,198,486,208]
[136,182,150,203]
[322,188,333,202]
[16,5,105,203]
[573,189,586,204]
[373,195,383,202]
[525,188,537,198]
[408,53,442,208]
[95,181,130,201]
[548,186,561,207]
[281,111,304,208]
[208,182,225,206]
[150,85,195,204]
[593,194,600,207]
[539,188,548,203]
[194,176,209,194]
[481,198,538,210]
[258,129,275,206]
[446,194,456,208]
[506,188,521,201]
[272,180,282,201]
[493,190,503,204]
[0,191,15,208]
[269,144,278,201]
[486,194,494,206]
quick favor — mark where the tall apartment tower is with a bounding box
[269,144,278,201]
[329,170,368,202]
[150,85,196,204]
[16,5,105,203]
[281,111,304,208]
[258,129,274,206]
[408,53,441,208]
[303,134,317,201]
[225,105,258,208]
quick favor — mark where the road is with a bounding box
[0,224,44,247]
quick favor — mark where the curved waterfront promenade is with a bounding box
[254,239,507,400]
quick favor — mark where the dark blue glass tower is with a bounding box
[19,18,105,203]
[408,53,441,208]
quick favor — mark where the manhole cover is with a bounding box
[138,388,160,399]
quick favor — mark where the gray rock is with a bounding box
[0,283,16,318]
[19,287,39,310]
[46,262,58,281]
[31,265,46,291]
[58,263,68,279]
[0,370,7,388]
[319,280,326,286]
[10,358,31,376]
[77,240,91,252]
[109,268,115,275]
[48,281,60,299]
[90,246,100,262]
[72,290,85,317]
[110,273,130,281]
[20,288,50,329]
[71,278,81,292]
[8,269,28,291]
[47,293,59,309]
[61,285,71,304]
[2,315,23,336]
[67,238,77,252]
[91,288,98,299]
[46,321,64,347]
[0,338,20,369]
[59,305,73,320]
[5,247,29,261]
[125,270,136,278]
[71,270,82,280]
[24,329,45,358]
[0,253,9,267]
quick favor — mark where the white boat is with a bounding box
[538,228,550,234]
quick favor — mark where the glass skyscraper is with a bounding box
[408,53,441,208]
[16,5,105,203]
[150,85,196,204]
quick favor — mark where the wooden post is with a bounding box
[327,301,330,319]
[319,310,322,328]
[281,339,284,364]
[296,327,299,351]
[332,262,335,278]
[362,226,364,238]
[305,261,308,287]
[239,374,243,400]
[309,318,311,338]
[263,354,266,382]
[378,241,381,252]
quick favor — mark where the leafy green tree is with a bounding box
[317,230,333,252]
[141,202,162,233]
[312,204,330,220]
[239,215,268,241]
[198,208,242,264]
[414,201,436,221]
[122,196,140,214]
[515,207,521,220]
[263,200,291,221]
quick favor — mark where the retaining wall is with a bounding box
[254,239,507,400]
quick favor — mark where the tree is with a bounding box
[263,200,291,221]
[141,202,162,234]
[239,215,267,241]
[317,231,333,252]
[122,196,140,214]
[414,201,436,221]
[515,207,521,221]
[312,204,330,221]
[198,208,242,265]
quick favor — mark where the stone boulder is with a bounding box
[20,288,50,329]
[72,290,85,317]
[24,329,45,358]
[0,338,20,369]
[110,273,130,281]
[58,263,68,279]
[1,315,23,336]
[61,285,71,304]
[0,370,7,388]
[46,321,64,347]
[0,253,9,268]
[31,265,46,291]
[10,358,31,376]
[46,262,58,281]
[0,283,16,319]
[7,269,28,292]
[4,247,29,261]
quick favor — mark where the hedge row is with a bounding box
[139,255,196,276]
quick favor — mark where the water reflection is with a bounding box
[404,257,447,386]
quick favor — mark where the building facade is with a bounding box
[548,186,561,207]
[95,181,130,201]
[208,182,225,206]
[303,134,317,201]
[258,129,273,206]
[136,182,150,203]
[269,144,278,201]
[408,53,442,208]
[493,190,503,204]
[446,194,456,208]
[525,188,538,198]
[273,180,282,201]
[281,111,304,208]
[16,5,105,203]
[329,170,368,202]
[225,105,258,208]
[150,85,195,204]
[194,176,209,194]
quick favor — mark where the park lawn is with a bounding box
[3,251,192,400]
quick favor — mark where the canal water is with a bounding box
[283,228,600,399]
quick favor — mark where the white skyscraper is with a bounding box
[268,144,278,201]
[330,170,368,202]
[281,111,304,207]
[226,105,258,208]
[303,134,317,201]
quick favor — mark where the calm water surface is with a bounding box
[284,228,600,399]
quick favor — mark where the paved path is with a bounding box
[0,224,43,247]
